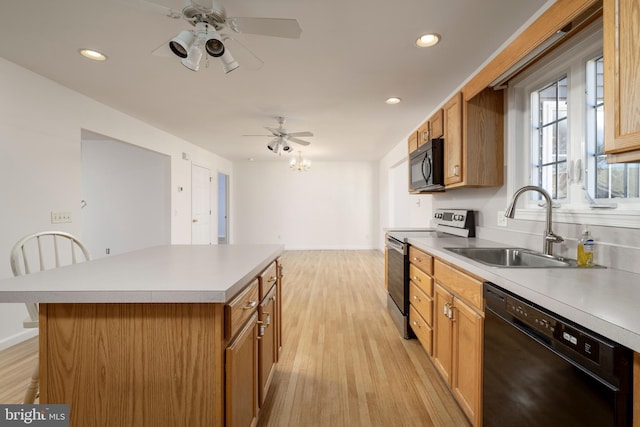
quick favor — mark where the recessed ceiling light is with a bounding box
[385,97,402,105]
[416,33,441,48]
[79,49,107,61]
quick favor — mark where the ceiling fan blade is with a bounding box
[226,17,302,39]
[264,127,282,137]
[242,134,272,137]
[135,0,183,18]
[286,131,314,137]
[151,39,175,57]
[221,35,264,71]
[288,137,311,146]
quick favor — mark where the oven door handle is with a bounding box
[386,238,404,254]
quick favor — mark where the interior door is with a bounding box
[192,165,211,244]
[217,172,229,244]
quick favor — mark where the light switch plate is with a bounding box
[51,211,72,224]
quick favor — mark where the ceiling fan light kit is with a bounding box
[152,0,302,74]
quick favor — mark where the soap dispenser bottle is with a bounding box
[577,227,594,267]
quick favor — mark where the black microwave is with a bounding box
[409,138,445,192]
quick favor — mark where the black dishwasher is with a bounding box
[483,282,633,427]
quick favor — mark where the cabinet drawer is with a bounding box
[225,279,260,339]
[409,264,433,296]
[410,281,433,327]
[409,246,433,275]
[434,259,483,312]
[259,262,278,300]
[410,305,433,356]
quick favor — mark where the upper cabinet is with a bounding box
[604,0,640,163]
[409,109,445,156]
[443,89,504,188]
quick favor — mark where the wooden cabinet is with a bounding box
[258,286,278,406]
[415,109,445,152]
[433,283,454,383]
[408,130,419,154]
[430,109,444,139]
[443,89,504,189]
[226,312,259,427]
[408,246,434,355]
[604,0,640,162]
[433,259,484,427]
[443,93,464,186]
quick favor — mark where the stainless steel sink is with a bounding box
[445,247,579,268]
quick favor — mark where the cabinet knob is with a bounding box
[243,301,258,310]
[413,276,420,282]
[413,257,421,262]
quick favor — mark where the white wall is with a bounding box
[82,135,172,258]
[0,57,232,348]
[232,160,379,250]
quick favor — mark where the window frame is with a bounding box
[506,19,640,229]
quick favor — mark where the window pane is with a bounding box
[596,57,604,105]
[557,161,568,199]
[595,155,609,198]
[610,164,627,198]
[532,75,568,200]
[596,105,605,153]
[628,165,640,198]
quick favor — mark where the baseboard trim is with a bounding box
[0,329,38,352]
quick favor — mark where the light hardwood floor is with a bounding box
[258,250,469,427]
[0,250,469,426]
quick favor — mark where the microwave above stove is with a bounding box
[409,138,444,192]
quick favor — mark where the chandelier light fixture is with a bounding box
[290,151,311,172]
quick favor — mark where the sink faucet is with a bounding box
[505,185,564,256]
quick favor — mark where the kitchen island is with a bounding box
[0,244,284,427]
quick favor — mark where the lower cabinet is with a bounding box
[258,285,278,406]
[432,259,484,427]
[226,312,259,427]
[225,261,282,427]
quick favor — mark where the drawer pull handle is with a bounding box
[268,276,277,283]
[413,257,421,262]
[413,295,418,300]
[413,320,419,327]
[243,301,258,310]
[263,312,271,326]
[413,276,419,282]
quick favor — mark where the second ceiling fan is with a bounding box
[244,117,313,154]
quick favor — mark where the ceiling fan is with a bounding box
[143,0,302,73]
[243,117,313,154]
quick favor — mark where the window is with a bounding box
[508,19,640,228]
[586,56,640,200]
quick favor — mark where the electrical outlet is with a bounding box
[497,211,508,227]
[51,211,72,224]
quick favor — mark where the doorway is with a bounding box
[191,165,212,244]
[218,172,229,244]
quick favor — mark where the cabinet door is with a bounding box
[408,131,419,154]
[444,92,463,185]
[452,297,483,427]
[226,312,258,427]
[258,287,277,407]
[418,120,431,147]
[430,109,444,139]
[433,284,453,384]
[604,0,640,162]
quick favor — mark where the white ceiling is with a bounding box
[0,0,548,162]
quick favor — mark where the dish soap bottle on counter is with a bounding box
[577,227,594,267]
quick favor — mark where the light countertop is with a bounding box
[0,244,284,303]
[406,235,640,353]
